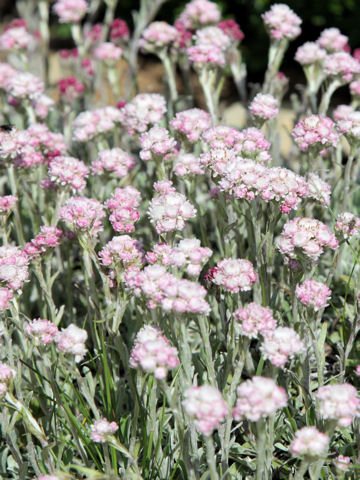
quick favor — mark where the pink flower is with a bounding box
[211,258,257,293]
[110,19,130,42]
[182,385,228,436]
[0,287,13,311]
[296,279,331,311]
[333,104,354,122]
[316,383,360,427]
[99,236,143,270]
[0,195,17,215]
[234,303,276,338]
[37,476,61,480]
[317,28,348,53]
[140,22,177,52]
[307,173,331,207]
[350,79,360,98]
[90,419,118,443]
[324,52,360,83]
[94,42,123,64]
[53,0,88,23]
[335,455,351,472]
[337,111,360,145]
[202,125,242,149]
[92,148,134,178]
[173,153,204,177]
[174,238,212,276]
[260,327,304,367]
[218,19,244,43]
[0,62,17,89]
[130,325,179,379]
[59,76,84,103]
[24,225,63,258]
[26,318,58,345]
[0,361,16,383]
[148,182,196,234]
[177,0,221,30]
[139,126,177,162]
[73,107,123,142]
[295,42,327,66]
[5,72,44,100]
[292,115,339,152]
[120,94,167,135]
[0,245,29,291]
[187,43,225,67]
[49,156,89,192]
[277,217,338,262]
[290,427,329,457]
[356,365,360,376]
[26,123,67,156]
[55,324,88,362]
[233,376,287,421]
[262,4,302,41]
[249,93,279,120]
[195,26,231,51]
[60,197,105,237]
[0,26,33,51]
[170,108,211,144]
[106,187,141,233]
[335,212,360,239]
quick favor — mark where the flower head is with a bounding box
[262,4,302,41]
[211,258,257,293]
[55,324,88,362]
[234,303,276,338]
[296,279,331,311]
[290,427,329,458]
[316,383,360,427]
[90,419,118,443]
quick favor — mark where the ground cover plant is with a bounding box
[0,1,359,479]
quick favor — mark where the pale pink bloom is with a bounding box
[234,128,272,163]
[120,93,167,135]
[73,107,123,142]
[130,325,179,379]
[94,42,123,64]
[317,383,360,427]
[110,19,130,42]
[139,126,177,162]
[173,153,204,177]
[350,79,360,98]
[295,42,327,65]
[211,258,257,293]
[174,238,212,276]
[260,327,304,367]
[249,93,279,120]
[0,361,16,383]
[218,19,244,43]
[182,385,228,436]
[90,418,118,442]
[333,104,354,121]
[335,212,360,238]
[33,94,55,120]
[99,236,143,270]
[307,173,331,207]
[233,376,287,421]
[317,28,348,53]
[0,287,13,311]
[140,22,177,52]
[292,115,339,152]
[0,195,17,214]
[296,279,331,311]
[337,111,360,144]
[262,4,302,41]
[81,57,95,77]
[49,156,88,192]
[195,26,231,51]
[24,226,62,258]
[290,427,329,457]
[55,324,88,362]
[148,182,196,234]
[85,24,103,45]
[201,147,239,177]
[26,319,58,345]
[233,303,276,338]
[37,476,61,480]
[177,0,221,30]
[106,186,141,233]
[92,148,134,178]
[170,108,211,144]
[53,0,88,23]
[145,243,174,267]
[202,125,242,149]
[356,365,360,376]
[60,197,105,237]
[324,52,360,83]
[0,246,29,291]
[0,26,33,51]
[0,62,17,89]
[26,123,67,155]
[187,43,225,67]
[335,455,351,472]
[277,217,338,262]
[5,72,44,100]
[59,76,84,103]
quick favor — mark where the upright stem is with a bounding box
[319,79,341,115]
[205,436,218,480]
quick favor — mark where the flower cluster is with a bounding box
[295,42,327,66]
[182,385,228,436]
[73,107,123,142]
[292,115,339,153]
[0,246,29,291]
[105,186,141,233]
[234,303,276,338]
[60,197,105,237]
[90,419,118,443]
[0,361,16,397]
[290,427,329,458]
[26,318,58,345]
[0,22,33,51]
[249,93,279,121]
[99,236,143,272]
[316,383,360,427]
[140,22,177,53]
[233,376,287,421]
[24,226,62,258]
[120,93,166,135]
[170,108,212,144]
[177,0,221,30]
[173,153,204,177]
[48,156,89,192]
[277,217,338,262]
[335,212,360,238]
[210,258,258,293]
[148,181,196,234]
[92,148,134,178]
[187,26,230,68]
[262,4,302,41]
[317,28,348,53]
[5,72,44,101]
[324,52,360,83]
[0,287,13,312]
[337,111,360,145]
[139,127,177,162]
[53,0,88,23]
[296,279,331,311]
[0,195,17,215]
[94,42,123,64]
[129,325,179,379]
[260,327,304,367]
[307,173,331,207]
[55,324,88,362]
[58,76,85,103]
[110,19,130,42]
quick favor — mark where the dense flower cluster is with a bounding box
[292,115,339,152]
[0,195,17,215]
[105,186,141,233]
[317,27,348,53]
[0,23,33,51]
[73,107,123,142]
[182,385,228,435]
[234,303,276,338]
[139,127,177,162]
[290,427,329,457]
[295,42,326,65]
[210,258,258,293]
[94,42,123,64]
[90,419,118,443]
[337,111,360,144]
[170,108,211,144]
[58,76,85,102]
[5,72,44,101]
[307,173,331,206]
[99,236,143,271]
[120,93,166,135]
[177,0,221,30]
[324,52,360,83]
[60,197,105,237]
[92,148,134,178]
[260,327,304,367]
[277,217,338,262]
[24,226,62,258]
[130,325,179,379]
[249,93,279,120]
[0,245,29,291]
[49,156,89,191]
[173,153,204,177]
[53,0,88,23]
[296,279,331,311]
[26,318,58,345]
[55,324,88,362]
[140,22,177,52]
[0,361,16,397]
[233,377,287,421]
[316,383,360,427]
[335,212,360,238]
[262,4,302,41]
